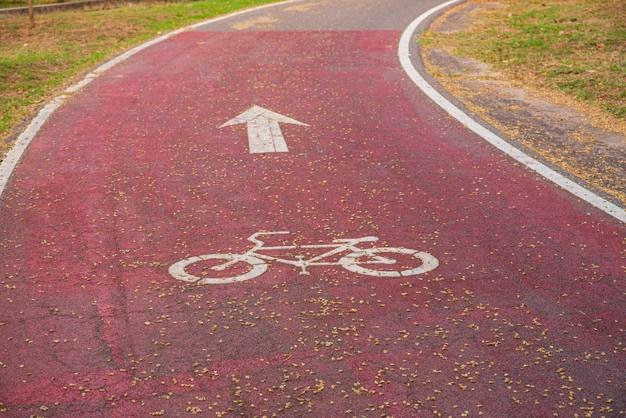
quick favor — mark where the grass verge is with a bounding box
[421,0,626,120]
[0,0,59,9]
[0,0,279,156]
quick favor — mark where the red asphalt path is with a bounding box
[0,12,624,418]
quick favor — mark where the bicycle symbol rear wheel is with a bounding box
[169,254,268,284]
[339,247,439,277]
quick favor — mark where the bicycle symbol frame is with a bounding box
[169,231,439,285]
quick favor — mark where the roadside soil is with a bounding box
[420,1,626,206]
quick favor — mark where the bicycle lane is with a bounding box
[0,1,624,417]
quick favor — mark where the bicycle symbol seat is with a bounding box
[169,231,439,285]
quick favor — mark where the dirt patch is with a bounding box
[230,14,279,30]
[430,2,505,33]
[421,2,626,205]
[284,1,326,12]
[427,47,495,77]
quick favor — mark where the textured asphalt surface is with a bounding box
[0,0,624,416]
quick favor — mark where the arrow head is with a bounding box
[220,105,308,128]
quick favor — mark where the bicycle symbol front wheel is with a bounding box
[169,254,268,284]
[339,247,439,277]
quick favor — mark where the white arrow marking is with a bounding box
[220,105,308,154]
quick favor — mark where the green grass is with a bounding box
[0,0,59,9]
[0,0,279,154]
[422,0,626,120]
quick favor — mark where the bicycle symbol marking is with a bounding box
[169,231,439,285]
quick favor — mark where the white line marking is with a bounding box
[398,0,626,223]
[220,105,308,153]
[0,95,67,190]
[0,0,304,200]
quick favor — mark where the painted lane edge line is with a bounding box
[0,95,66,192]
[0,0,304,201]
[398,0,626,224]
